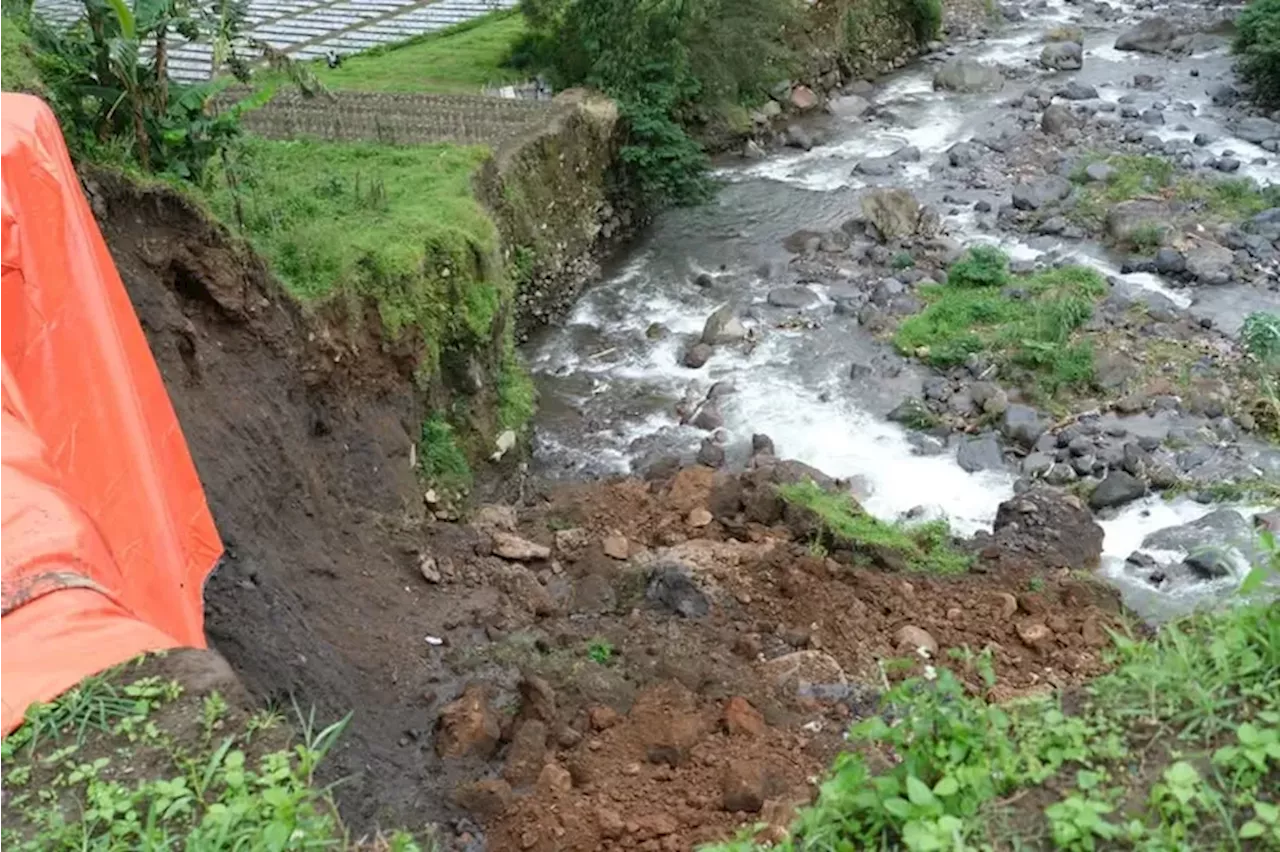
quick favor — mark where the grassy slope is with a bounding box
[314,10,526,95]
[711,596,1280,852]
[207,137,500,353]
[1,12,40,92]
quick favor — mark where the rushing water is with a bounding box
[528,0,1277,620]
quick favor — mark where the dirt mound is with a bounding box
[99,179,1125,849]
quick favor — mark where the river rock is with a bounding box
[862,188,923,241]
[1089,471,1145,510]
[790,85,819,111]
[990,486,1104,570]
[1142,509,1263,575]
[829,93,871,118]
[684,342,713,368]
[1012,176,1072,210]
[646,564,710,618]
[1044,25,1084,44]
[1040,41,1083,70]
[956,434,1005,472]
[1001,404,1048,448]
[969,381,1008,415]
[1154,247,1186,275]
[766,285,819,309]
[1084,161,1115,182]
[888,397,934,428]
[785,124,814,151]
[702,304,748,345]
[948,141,982,167]
[1041,104,1077,135]
[933,58,1004,93]
[1105,200,1169,245]
[1184,242,1233,284]
[1115,17,1177,53]
[1058,81,1098,100]
[1231,116,1280,145]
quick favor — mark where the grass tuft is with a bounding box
[778,480,972,575]
[419,415,473,493]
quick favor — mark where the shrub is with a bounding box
[514,0,800,206]
[945,245,1011,289]
[1235,0,1280,106]
[419,416,473,493]
[907,0,943,44]
[1242,311,1280,363]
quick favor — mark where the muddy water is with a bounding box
[528,0,1277,620]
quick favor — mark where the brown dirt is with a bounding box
[98,176,1127,851]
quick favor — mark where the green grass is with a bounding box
[207,137,502,367]
[314,10,526,94]
[893,252,1107,399]
[497,345,537,432]
[2,656,420,851]
[586,638,615,665]
[778,480,972,575]
[419,415,473,494]
[1070,153,1280,227]
[1,11,40,92]
[709,594,1280,852]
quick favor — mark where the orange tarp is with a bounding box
[1,94,222,734]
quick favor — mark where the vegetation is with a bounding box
[511,0,807,205]
[419,415,473,494]
[313,10,527,94]
[1243,311,1280,364]
[778,480,972,575]
[586,638,615,664]
[893,249,1107,400]
[23,0,314,181]
[1070,154,1280,229]
[711,591,1280,852]
[207,137,500,355]
[2,5,40,92]
[1235,0,1280,106]
[1,656,418,851]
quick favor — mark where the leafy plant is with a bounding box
[419,415,473,494]
[945,245,1012,289]
[514,0,800,206]
[1242,310,1280,363]
[1235,0,1280,107]
[587,638,615,664]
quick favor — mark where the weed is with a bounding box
[1127,222,1165,252]
[201,691,228,744]
[1028,576,1045,593]
[586,639,615,665]
[419,415,473,494]
[1243,310,1280,363]
[778,480,971,575]
[892,251,916,270]
[894,260,1107,399]
[944,245,1011,289]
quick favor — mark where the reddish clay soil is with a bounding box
[99,176,1124,852]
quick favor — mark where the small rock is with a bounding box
[419,555,442,584]
[790,85,819,111]
[687,507,713,527]
[436,684,500,759]
[1017,622,1053,647]
[1089,471,1145,510]
[491,531,551,562]
[602,535,630,560]
[1040,41,1083,71]
[722,760,766,813]
[597,807,626,840]
[453,778,513,819]
[723,696,767,737]
[589,704,621,730]
[646,564,710,617]
[894,625,938,657]
[536,762,573,796]
[683,342,713,368]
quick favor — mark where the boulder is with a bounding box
[1184,242,1234,285]
[702,304,748,345]
[785,124,814,150]
[1040,41,1083,70]
[990,486,1104,570]
[790,85,819,111]
[1084,161,1115,182]
[766,285,819,309]
[646,564,710,617]
[1041,103,1077,135]
[861,188,923,241]
[956,434,1005,472]
[1012,176,1072,210]
[1058,81,1098,100]
[948,141,982,167]
[829,93,871,118]
[1000,404,1048,448]
[888,397,936,428]
[1142,508,1265,573]
[722,760,766,813]
[933,58,1005,93]
[1105,200,1169,246]
[491,531,551,562]
[1114,17,1177,53]
[1089,471,1145,510]
[436,684,501,758]
[1233,116,1280,145]
[683,342,713,368]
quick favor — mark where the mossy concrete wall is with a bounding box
[474,89,631,340]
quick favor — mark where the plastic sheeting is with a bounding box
[1,94,223,734]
